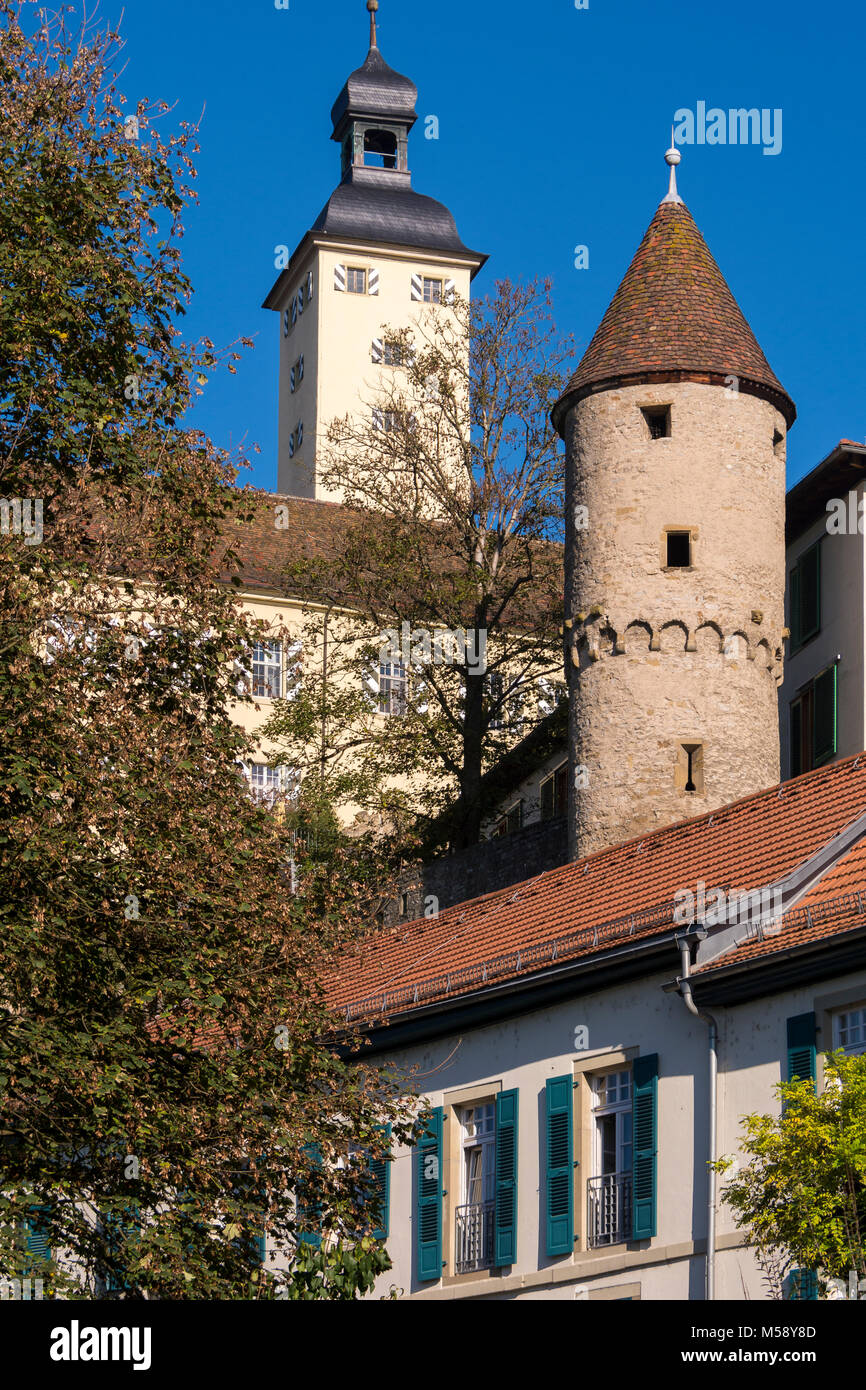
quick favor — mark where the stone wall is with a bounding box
[384,815,568,925]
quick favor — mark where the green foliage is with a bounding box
[716,1050,866,1296]
[0,3,420,1300]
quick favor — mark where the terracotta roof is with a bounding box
[552,199,796,432]
[221,491,358,597]
[326,754,866,1022]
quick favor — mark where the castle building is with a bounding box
[553,148,797,860]
[263,0,485,502]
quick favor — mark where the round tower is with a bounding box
[552,148,796,860]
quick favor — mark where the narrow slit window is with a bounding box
[642,406,671,440]
[679,742,704,795]
[666,531,691,568]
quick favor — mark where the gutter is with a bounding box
[675,927,718,1303]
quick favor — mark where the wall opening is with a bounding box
[677,743,704,795]
[363,129,398,169]
[665,531,692,568]
[641,405,671,440]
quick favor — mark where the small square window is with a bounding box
[346,267,367,294]
[383,341,404,367]
[666,531,691,568]
[642,406,671,440]
[423,277,443,304]
[833,1006,866,1054]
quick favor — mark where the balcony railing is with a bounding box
[587,1172,632,1248]
[455,1200,495,1274]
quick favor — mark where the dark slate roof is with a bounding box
[553,199,796,432]
[311,176,474,255]
[330,46,418,131]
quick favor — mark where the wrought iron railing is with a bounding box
[587,1172,632,1248]
[455,1200,495,1274]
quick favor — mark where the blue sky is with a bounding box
[99,0,864,492]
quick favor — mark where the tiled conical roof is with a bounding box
[553,199,796,431]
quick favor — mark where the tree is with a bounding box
[0,2,420,1299]
[716,1051,866,1298]
[272,280,574,852]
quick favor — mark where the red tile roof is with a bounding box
[553,200,796,431]
[326,754,866,1021]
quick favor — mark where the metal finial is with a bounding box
[367,0,379,48]
[661,127,683,205]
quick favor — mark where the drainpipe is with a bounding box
[676,928,718,1301]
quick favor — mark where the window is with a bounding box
[251,641,282,700]
[346,267,367,295]
[790,664,837,776]
[832,1006,866,1055]
[665,530,691,568]
[588,1070,633,1248]
[296,422,303,449]
[383,341,404,367]
[244,763,296,807]
[790,541,821,650]
[423,277,443,304]
[540,761,568,820]
[290,356,304,393]
[641,405,671,439]
[363,128,398,169]
[373,409,406,433]
[493,801,522,837]
[456,1103,496,1274]
[378,659,407,716]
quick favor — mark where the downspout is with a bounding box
[676,929,718,1301]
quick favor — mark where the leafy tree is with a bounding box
[716,1050,866,1298]
[0,2,420,1300]
[272,281,573,851]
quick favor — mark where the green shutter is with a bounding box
[298,1142,322,1247]
[104,1202,140,1293]
[799,542,821,645]
[790,563,801,649]
[545,1076,574,1257]
[494,1089,519,1267]
[23,1208,51,1271]
[788,1268,819,1300]
[787,1013,817,1087]
[417,1107,443,1281]
[369,1123,391,1241]
[632,1053,658,1240]
[813,665,837,766]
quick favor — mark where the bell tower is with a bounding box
[264,1,486,501]
[553,146,796,860]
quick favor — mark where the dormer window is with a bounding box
[363,128,398,169]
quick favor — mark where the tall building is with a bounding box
[553,147,797,860]
[263,0,485,501]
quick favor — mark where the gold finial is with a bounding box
[367,0,379,48]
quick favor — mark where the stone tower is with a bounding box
[263,0,485,501]
[552,148,797,860]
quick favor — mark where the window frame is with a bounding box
[423,276,443,305]
[789,539,822,651]
[250,640,283,701]
[832,1005,866,1055]
[345,266,367,295]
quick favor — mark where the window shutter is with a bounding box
[444,277,456,304]
[298,1141,322,1247]
[297,283,305,315]
[368,267,379,295]
[410,273,423,301]
[104,1202,140,1292]
[334,263,346,293]
[371,338,384,364]
[288,434,295,458]
[545,1076,574,1256]
[283,308,290,339]
[787,1012,817,1087]
[632,1053,658,1240]
[291,294,298,326]
[417,1107,443,1280]
[306,270,314,301]
[788,1268,819,1300]
[296,422,303,448]
[813,665,837,765]
[23,1208,52,1269]
[372,407,384,431]
[494,1088,519,1266]
[369,1123,391,1240]
[799,542,821,643]
[789,563,801,649]
[290,365,296,393]
[298,354,304,382]
[540,774,554,820]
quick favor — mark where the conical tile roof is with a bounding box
[553,200,795,431]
